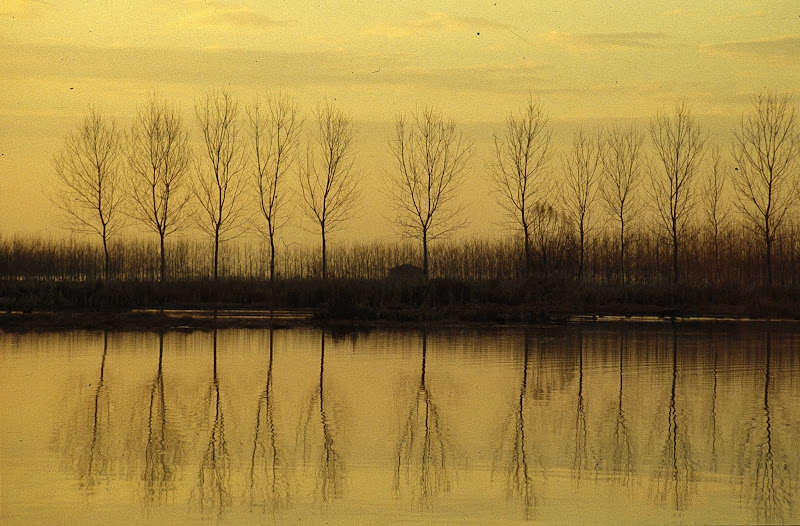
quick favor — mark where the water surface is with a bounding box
[2,324,799,524]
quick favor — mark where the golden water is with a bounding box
[2,324,798,524]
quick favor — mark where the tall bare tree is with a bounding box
[562,127,602,280]
[491,96,551,276]
[702,145,728,279]
[390,107,471,278]
[733,92,800,287]
[193,90,248,281]
[248,93,302,283]
[299,103,358,279]
[54,108,125,280]
[601,124,644,284]
[649,102,706,284]
[127,96,192,283]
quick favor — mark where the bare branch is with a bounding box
[53,108,125,279]
[389,107,472,277]
[127,95,192,282]
[298,103,359,278]
[648,101,706,283]
[248,92,303,281]
[193,90,248,280]
[490,95,551,275]
[732,91,800,286]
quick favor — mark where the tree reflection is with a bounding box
[394,331,450,507]
[740,332,791,524]
[196,329,231,516]
[573,330,589,482]
[142,332,182,505]
[249,328,289,512]
[654,328,692,510]
[300,331,343,502]
[611,326,632,486]
[60,331,112,491]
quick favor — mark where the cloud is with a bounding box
[715,9,766,24]
[702,35,800,57]
[0,43,351,87]
[542,31,666,52]
[366,12,511,38]
[0,42,552,99]
[0,0,49,18]
[179,5,290,30]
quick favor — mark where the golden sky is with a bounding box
[1,0,798,240]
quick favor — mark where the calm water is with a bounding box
[1,324,799,525]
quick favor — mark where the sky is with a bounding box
[1,0,799,243]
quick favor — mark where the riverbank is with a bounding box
[2,277,800,331]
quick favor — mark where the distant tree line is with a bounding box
[8,90,800,292]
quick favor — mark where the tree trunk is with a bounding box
[523,224,531,278]
[269,233,276,283]
[578,225,585,281]
[766,234,773,288]
[160,233,166,283]
[321,225,327,280]
[672,232,679,285]
[213,227,220,282]
[619,221,625,285]
[422,229,429,279]
[102,230,110,281]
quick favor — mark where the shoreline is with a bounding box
[2,307,799,332]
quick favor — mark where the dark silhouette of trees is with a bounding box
[732,92,800,287]
[562,127,602,280]
[127,96,192,283]
[54,109,125,280]
[299,104,358,280]
[193,90,248,282]
[649,102,705,284]
[601,124,644,284]
[248,93,302,283]
[491,97,551,277]
[389,107,471,279]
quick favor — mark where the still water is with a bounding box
[2,324,799,525]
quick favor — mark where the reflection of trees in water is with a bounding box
[196,329,231,516]
[709,339,718,472]
[57,331,112,491]
[395,332,450,507]
[739,332,792,524]
[494,330,544,520]
[573,330,589,482]
[611,326,632,486]
[300,331,343,502]
[141,332,183,505]
[249,328,289,512]
[653,328,693,510]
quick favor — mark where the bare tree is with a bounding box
[601,124,645,284]
[54,108,125,280]
[193,90,248,281]
[649,102,705,284]
[389,107,471,279]
[733,92,800,287]
[127,96,192,283]
[248,93,302,283]
[491,97,551,276]
[299,103,358,280]
[702,145,728,279]
[562,127,602,280]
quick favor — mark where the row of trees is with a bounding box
[52,91,799,286]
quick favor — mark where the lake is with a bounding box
[2,323,799,525]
